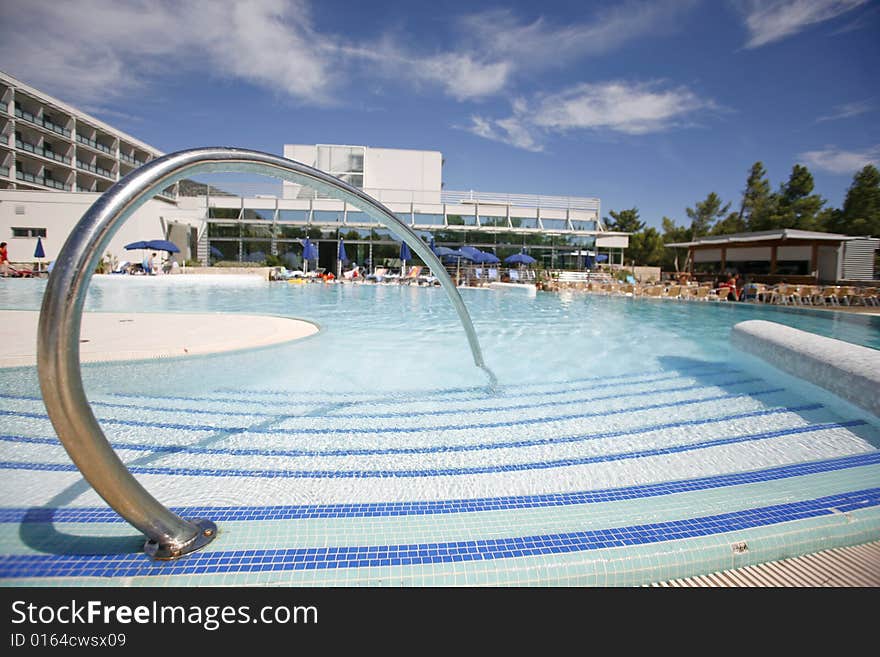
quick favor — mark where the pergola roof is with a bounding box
[666,229,853,248]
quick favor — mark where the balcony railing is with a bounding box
[16,138,72,165]
[441,189,601,211]
[120,152,137,165]
[0,164,9,177]
[76,159,113,178]
[15,169,71,190]
[75,133,114,155]
[15,107,71,137]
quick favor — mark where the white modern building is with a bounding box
[0,71,626,273]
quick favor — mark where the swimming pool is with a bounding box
[1,277,878,585]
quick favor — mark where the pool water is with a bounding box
[0,277,878,586]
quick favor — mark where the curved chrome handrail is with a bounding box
[37,147,495,559]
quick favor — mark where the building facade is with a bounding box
[0,72,625,273]
[0,71,174,198]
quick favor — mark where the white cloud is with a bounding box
[0,0,336,105]
[532,81,711,135]
[415,54,512,101]
[355,1,696,102]
[816,100,873,122]
[0,0,699,108]
[466,111,544,152]
[464,81,715,151]
[458,1,697,71]
[799,145,880,173]
[741,0,868,48]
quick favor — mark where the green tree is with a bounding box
[660,216,691,270]
[772,164,825,230]
[686,192,730,237]
[627,226,666,266]
[740,161,775,231]
[829,164,880,236]
[711,211,747,235]
[604,207,645,233]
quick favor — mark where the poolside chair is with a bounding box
[366,267,387,283]
[663,285,681,299]
[692,286,711,301]
[401,265,422,284]
[858,287,878,306]
[509,269,520,282]
[837,286,856,306]
[769,285,792,305]
[488,267,499,281]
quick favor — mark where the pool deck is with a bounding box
[651,539,880,586]
[0,310,319,368]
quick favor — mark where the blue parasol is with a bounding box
[144,239,180,253]
[504,252,536,265]
[34,237,45,259]
[399,240,412,262]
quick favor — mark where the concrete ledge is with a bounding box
[731,319,880,417]
[0,311,319,368]
[489,282,537,296]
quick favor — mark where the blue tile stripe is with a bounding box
[0,370,749,420]
[4,451,879,525]
[110,362,737,405]
[2,488,877,579]
[0,383,783,435]
[0,403,824,458]
[0,420,866,479]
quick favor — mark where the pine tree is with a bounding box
[772,164,825,230]
[686,192,730,237]
[740,162,774,231]
[830,164,880,236]
[604,208,645,233]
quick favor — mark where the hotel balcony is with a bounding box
[15,166,72,191]
[16,137,72,165]
[75,158,114,180]
[14,106,72,138]
[75,132,115,156]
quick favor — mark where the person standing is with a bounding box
[0,242,8,277]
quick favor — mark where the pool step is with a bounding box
[649,540,880,587]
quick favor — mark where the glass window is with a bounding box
[312,210,343,224]
[208,207,240,219]
[208,241,238,261]
[242,241,271,263]
[242,223,273,239]
[277,209,309,223]
[242,208,274,221]
[346,211,371,224]
[542,219,567,230]
[510,216,539,229]
[775,260,809,276]
[11,227,47,238]
[337,173,363,188]
[413,213,444,226]
[207,223,240,238]
[278,225,306,239]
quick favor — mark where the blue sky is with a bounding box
[1,0,878,229]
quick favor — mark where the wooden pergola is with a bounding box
[666,229,853,284]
